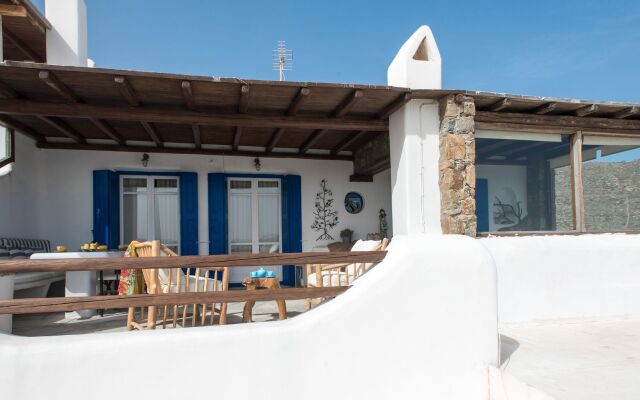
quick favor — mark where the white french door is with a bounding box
[227,178,282,282]
[120,175,181,254]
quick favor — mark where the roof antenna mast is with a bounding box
[272,40,293,81]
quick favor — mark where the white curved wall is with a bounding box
[480,234,640,322]
[0,235,499,400]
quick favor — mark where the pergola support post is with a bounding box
[438,94,477,236]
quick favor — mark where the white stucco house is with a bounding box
[1,1,640,399]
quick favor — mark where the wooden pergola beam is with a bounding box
[265,87,311,152]
[37,142,354,162]
[0,99,389,132]
[532,102,557,115]
[181,81,195,110]
[377,92,411,119]
[0,5,27,17]
[331,130,367,155]
[2,28,40,62]
[0,114,44,142]
[613,106,639,119]
[0,80,18,99]
[333,90,363,118]
[300,129,328,153]
[140,121,163,147]
[238,84,250,114]
[574,104,599,117]
[192,124,201,149]
[474,111,640,131]
[114,76,140,106]
[266,128,285,153]
[488,98,511,112]
[89,118,125,145]
[286,87,311,116]
[39,116,85,143]
[38,70,80,102]
[232,126,242,151]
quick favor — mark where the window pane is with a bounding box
[230,244,252,253]
[154,193,179,245]
[230,180,251,190]
[582,137,640,230]
[0,128,10,164]
[229,192,252,243]
[258,193,280,242]
[475,134,572,232]
[259,244,279,253]
[154,178,178,189]
[123,178,147,192]
[122,193,148,242]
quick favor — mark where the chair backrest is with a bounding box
[132,240,230,328]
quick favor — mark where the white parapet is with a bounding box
[480,234,640,322]
[0,235,499,400]
[45,0,88,66]
[387,25,444,235]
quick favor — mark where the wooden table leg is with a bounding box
[276,299,287,320]
[243,300,255,323]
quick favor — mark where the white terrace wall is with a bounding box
[0,235,499,400]
[480,234,640,323]
[0,135,40,239]
[16,147,391,253]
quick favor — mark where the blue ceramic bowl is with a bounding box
[256,268,267,278]
[266,270,276,278]
[250,271,258,278]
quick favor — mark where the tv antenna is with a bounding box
[272,40,293,81]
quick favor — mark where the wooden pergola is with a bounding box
[0,59,639,180]
[0,0,49,63]
[0,61,410,162]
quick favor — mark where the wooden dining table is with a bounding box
[30,251,124,319]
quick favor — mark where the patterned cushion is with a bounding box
[0,247,9,259]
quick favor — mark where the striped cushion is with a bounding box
[0,238,51,253]
[0,248,9,259]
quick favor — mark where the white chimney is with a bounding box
[387,25,441,89]
[387,26,443,236]
[45,0,88,66]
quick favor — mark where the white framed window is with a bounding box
[227,177,282,281]
[120,175,181,254]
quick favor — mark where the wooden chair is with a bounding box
[127,240,230,330]
[305,238,389,308]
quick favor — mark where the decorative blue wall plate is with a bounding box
[344,192,364,214]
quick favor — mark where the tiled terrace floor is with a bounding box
[498,317,640,400]
[13,299,309,337]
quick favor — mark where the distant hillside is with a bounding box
[554,160,640,230]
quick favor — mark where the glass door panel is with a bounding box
[122,177,149,244]
[227,178,282,283]
[121,176,180,253]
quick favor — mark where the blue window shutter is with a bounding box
[282,175,302,286]
[93,170,119,249]
[476,178,489,232]
[178,172,199,255]
[208,173,227,255]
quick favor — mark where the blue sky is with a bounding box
[32,0,640,103]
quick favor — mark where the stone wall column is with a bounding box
[439,94,477,236]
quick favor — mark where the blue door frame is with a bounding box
[208,173,301,287]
